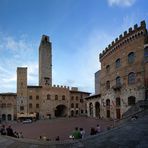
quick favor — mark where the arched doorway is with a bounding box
[116,97,121,106]
[95,102,100,118]
[106,99,110,118]
[116,109,121,119]
[2,114,6,121]
[7,114,12,121]
[106,110,110,118]
[55,105,67,117]
[71,110,74,117]
[89,103,93,117]
[128,96,136,106]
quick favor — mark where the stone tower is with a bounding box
[39,35,52,86]
[17,67,28,115]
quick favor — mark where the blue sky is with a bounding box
[0,0,148,93]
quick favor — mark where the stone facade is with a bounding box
[39,35,52,87]
[0,93,17,121]
[0,35,90,121]
[87,20,148,119]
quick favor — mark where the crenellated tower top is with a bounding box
[99,20,147,61]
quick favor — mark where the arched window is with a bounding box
[71,96,74,100]
[128,72,136,84]
[71,103,74,108]
[106,99,110,106]
[7,114,12,121]
[2,114,6,121]
[29,103,32,109]
[128,52,135,64]
[47,94,51,100]
[76,103,79,108]
[55,95,58,100]
[76,96,78,101]
[128,96,136,105]
[115,58,121,68]
[116,97,121,106]
[20,106,24,111]
[106,65,110,73]
[116,76,121,86]
[36,104,39,108]
[106,81,110,89]
[62,95,65,100]
[29,96,32,100]
[36,95,39,100]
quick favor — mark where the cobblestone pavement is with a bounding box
[3,117,113,140]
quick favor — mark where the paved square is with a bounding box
[7,117,113,141]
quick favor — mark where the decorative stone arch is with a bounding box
[55,104,67,117]
[95,102,100,118]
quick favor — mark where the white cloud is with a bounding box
[0,34,38,93]
[22,62,38,85]
[108,0,136,7]
[54,30,115,93]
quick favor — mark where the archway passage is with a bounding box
[89,103,93,117]
[7,114,12,121]
[2,114,6,121]
[116,109,121,119]
[95,102,100,118]
[106,110,110,118]
[71,110,74,117]
[55,105,67,117]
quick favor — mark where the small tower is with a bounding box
[17,67,28,117]
[39,35,52,86]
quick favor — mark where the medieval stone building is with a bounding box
[1,20,147,121]
[86,20,148,119]
[0,35,90,121]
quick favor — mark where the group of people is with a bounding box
[90,124,101,135]
[71,124,101,140]
[70,127,86,139]
[0,124,23,138]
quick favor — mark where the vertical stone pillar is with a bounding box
[93,102,96,118]
[87,102,90,117]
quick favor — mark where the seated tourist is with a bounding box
[80,128,85,139]
[6,126,14,137]
[0,125,6,135]
[72,127,81,139]
[96,124,101,133]
[90,127,96,135]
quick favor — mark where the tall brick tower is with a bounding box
[17,67,28,116]
[39,35,52,86]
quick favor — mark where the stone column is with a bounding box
[87,102,90,117]
[93,102,96,118]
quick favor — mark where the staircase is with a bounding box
[122,100,148,118]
